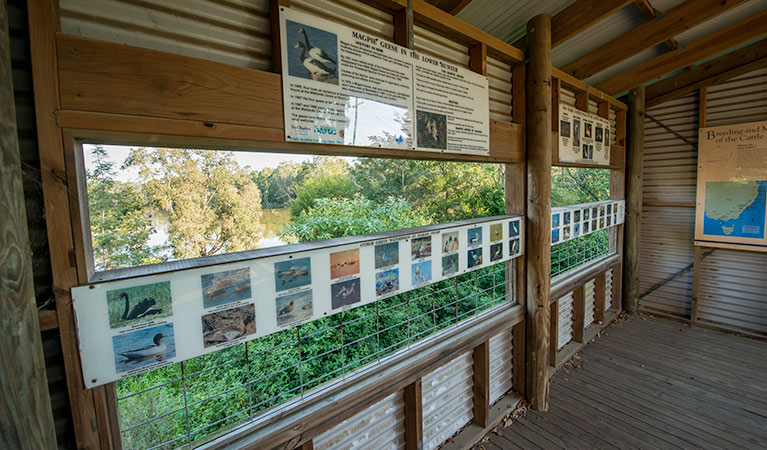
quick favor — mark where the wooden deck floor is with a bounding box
[484,315,767,449]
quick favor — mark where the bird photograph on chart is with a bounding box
[201,267,252,309]
[106,281,172,329]
[286,20,338,85]
[331,278,361,309]
[416,110,447,150]
[112,323,175,373]
[275,290,313,327]
[274,257,312,293]
[201,303,257,349]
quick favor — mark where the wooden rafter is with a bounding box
[632,0,677,51]
[645,39,767,107]
[561,0,749,80]
[427,0,473,15]
[551,0,633,48]
[595,10,767,95]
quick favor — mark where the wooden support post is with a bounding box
[623,86,645,314]
[404,379,423,450]
[394,1,414,49]
[472,341,490,427]
[469,43,487,75]
[611,263,623,311]
[524,13,552,411]
[572,286,585,342]
[690,87,707,325]
[549,301,558,366]
[27,1,109,448]
[0,3,57,447]
[594,274,606,323]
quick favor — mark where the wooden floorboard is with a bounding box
[484,315,767,449]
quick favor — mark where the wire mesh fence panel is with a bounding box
[115,261,510,449]
[550,229,610,278]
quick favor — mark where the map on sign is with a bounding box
[703,181,767,239]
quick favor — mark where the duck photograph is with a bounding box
[274,257,312,292]
[201,267,252,309]
[201,304,257,348]
[275,290,313,327]
[286,20,338,85]
[331,278,361,309]
[106,281,172,329]
[329,249,360,280]
[112,323,175,373]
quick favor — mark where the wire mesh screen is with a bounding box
[551,229,609,278]
[115,261,511,449]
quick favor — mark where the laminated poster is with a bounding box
[279,7,490,155]
[72,217,523,388]
[694,121,767,251]
[558,104,611,166]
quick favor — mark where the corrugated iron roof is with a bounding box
[456,0,766,94]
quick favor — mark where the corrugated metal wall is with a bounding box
[422,351,474,450]
[488,330,513,406]
[639,93,699,317]
[695,69,767,334]
[59,0,513,124]
[640,68,767,335]
[8,0,73,448]
[557,293,574,349]
[313,391,405,450]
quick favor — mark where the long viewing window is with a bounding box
[80,144,513,448]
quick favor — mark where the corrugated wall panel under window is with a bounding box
[639,92,699,318]
[557,293,574,350]
[422,351,474,450]
[584,280,595,327]
[314,391,405,450]
[606,268,613,311]
[488,330,513,405]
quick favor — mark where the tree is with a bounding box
[289,157,355,217]
[88,145,163,270]
[252,161,312,209]
[124,148,264,259]
[551,167,610,207]
[281,195,429,242]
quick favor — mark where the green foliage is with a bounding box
[251,161,312,209]
[124,148,264,259]
[551,167,610,207]
[282,196,429,242]
[551,229,610,277]
[88,145,164,270]
[288,157,356,217]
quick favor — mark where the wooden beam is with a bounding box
[596,10,767,95]
[594,274,606,323]
[428,0,474,15]
[472,341,490,427]
[393,5,413,49]
[632,0,677,51]
[27,1,106,448]
[623,86,645,314]
[552,68,627,111]
[404,379,423,450]
[38,310,59,331]
[645,40,767,107]
[551,0,633,48]
[524,13,551,411]
[548,301,558,366]
[611,262,623,311]
[511,321,525,394]
[563,0,748,80]
[573,285,585,342]
[360,0,524,64]
[0,2,57,445]
[469,42,487,75]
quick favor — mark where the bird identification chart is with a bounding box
[279,7,490,155]
[558,104,611,166]
[72,216,523,387]
[694,121,767,250]
[550,200,625,245]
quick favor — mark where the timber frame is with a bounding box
[25,0,628,448]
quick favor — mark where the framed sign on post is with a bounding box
[694,121,767,251]
[279,7,490,155]
[558,104,611,166]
